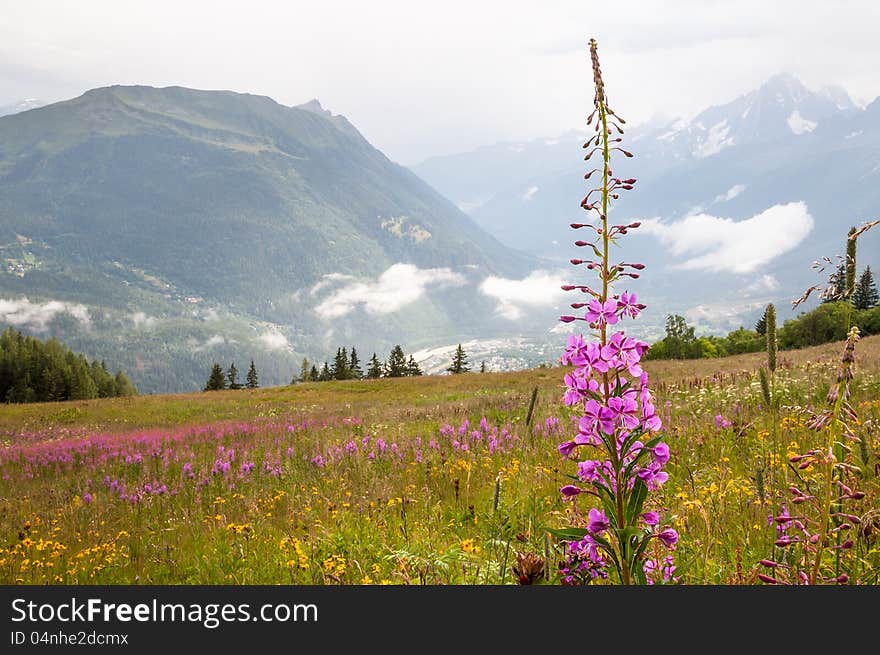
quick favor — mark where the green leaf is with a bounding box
[626,478,649,524]
[546,527,588,541]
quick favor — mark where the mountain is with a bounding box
[413,74,880,333]
[0,86,537,392]
[0,98,44,117]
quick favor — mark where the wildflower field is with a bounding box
[1,335,878,585]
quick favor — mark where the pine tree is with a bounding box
[227,362,242,390]
[824,263,847,302]
[319,362,331,382]
[406,355,422,376]
[385,346,408,378]
[349,348,363,379]
[298,357,310,384]
[754,309,767,336]
[309,365,319,382]
[246,360,259,389]
[447,344,470,374]
[367,353,383,379]
[204,363,226,391]
[853,266,879,310]
[480,360,487,373]
[331,347,350,380]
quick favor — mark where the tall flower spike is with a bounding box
[555,39,674,586]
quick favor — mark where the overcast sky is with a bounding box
[2,0,879,163]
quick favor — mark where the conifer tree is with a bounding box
[309,365,319,382]
[332,347,350,380]
[755,309,767,336]
[367,353,383,379]
[349,347,364,379]
[447,344,470,374]
[246,360,259,389]
[299,357,310,383]
[204,363,226,391]
[406,355,422,376]
[385,345,408,377]
[853,266,879,310]
[824,263,847,303]
[319,362,331,381]
[480,360,486,373]
[227,362,242,390]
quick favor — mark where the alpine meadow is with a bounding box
[2,19,880,591]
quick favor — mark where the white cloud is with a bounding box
[313,263,467,319]
[745,274,780,294]
[258,329,289,350]
[685,300,768,329]
[522,185,539,201]
[309,273,357,297]
[639,202,814,274]
[479,270,568,320]
[713,184,747,203]
[193,334,227,352]
[0,297,90,332]
[131,311,158,329]
[787,109,817,135]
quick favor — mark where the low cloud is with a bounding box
[257,329,289,350]
[313,264,467,319]
[309,273,357,297]
[0,297,90,332]
[131,312,158,329]
[479,270,568,320]
[639,202,814,274]
[193,334,227,352]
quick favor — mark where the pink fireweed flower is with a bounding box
[657,528,679,549]
[577,459,603,483]
[555,38,674,584]
[585,298,619,327]
[641,511,659,527]
[617,291,642,319]
[563,371,599,406]
[652,442,670,466]
[562,334,590,366]
[588,508,610,535]
[607,395,640,431]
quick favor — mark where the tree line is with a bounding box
[295,343,478,383]
[0,327,137,403]
[295,345,422,382]
[647,293,879,361]
[202,343,481,391]
[204,360,259,391]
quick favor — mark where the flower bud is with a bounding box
[757,574,778,584]
[560,484,582,497]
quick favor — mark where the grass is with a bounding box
[1,335,878,584]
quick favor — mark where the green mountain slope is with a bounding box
[0,86,534,392]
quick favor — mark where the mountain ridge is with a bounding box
[0,85,538,393]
